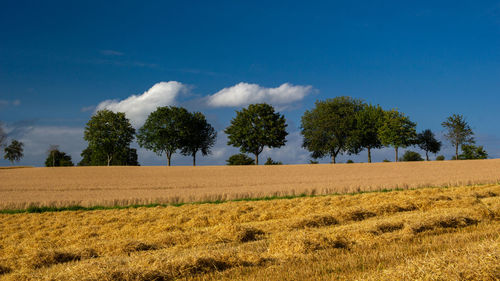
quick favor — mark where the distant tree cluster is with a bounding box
[300,97,484,163]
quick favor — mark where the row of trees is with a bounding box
[0,95,488,166]
[301,97,482,163]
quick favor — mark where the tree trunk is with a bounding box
[395,147,398,162]
[367,147,372,163]
[193,152,196,166]
[52,151,55,167]
[107,155,112,166]
[167,155,171,166]
[455,143,459,160]
[331,155,336,164]
[426,151,429,161]
[255,152,259,165]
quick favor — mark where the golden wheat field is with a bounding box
[0,183,498,280]
[1,159,500,210]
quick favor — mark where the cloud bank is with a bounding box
[206,82,312,107]
[96,81,187,127]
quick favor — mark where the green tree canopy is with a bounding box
[301,97,364,164]
[78,146,138,166]
[416,129,442,161]
[137,106,191,166]
[458,144,487,160]
[181,112,217,166]
[83,110,136,166]
[4,140,24,165]
[225,103,287,165]
[378,109,417,162]
[354,104,385,163]
[45,147,74,167]
[441,114,474,160]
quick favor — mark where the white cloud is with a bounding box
[206,82,312,107]
[100,49,124,56]
[0,99,21,108]
[96,81,187,127]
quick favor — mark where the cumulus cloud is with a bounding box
[206,82,312,107]
[96,81,187,127]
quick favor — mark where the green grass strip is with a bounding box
[0,182,495,214]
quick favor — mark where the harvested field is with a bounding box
[0,184,498,280]
[1,159,500,209]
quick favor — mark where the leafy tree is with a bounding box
[354,104,385,163]
[225,103,287,165]
[226,153,255,165]
[436,155,445,161]
[137,106,191,166]
[264,157,282,165]
[458,144,487,160]
[0,122,7,148]
[78,146,138,166]
[378,109,417,162]
[301,97,364,164]
[416,129,442,161]
[45,148,74,167]
[83,110,135,166]
[400,150,423,162]
[441,114,474,160]
[4,140,24,164]
[181,112,217,166]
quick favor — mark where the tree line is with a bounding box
[0,96,488,166]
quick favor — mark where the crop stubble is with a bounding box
[1,159,500,209]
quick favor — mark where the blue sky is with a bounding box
[1,0,500,166]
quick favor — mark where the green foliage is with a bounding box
[180,112,217,166]
[400,150,424,162]
[354,104,385,163]
[83,110,135,166]
[378,109,417,162]
[441,114,474,161]
[225,103,287,165]
[137,106,191,166]
[458,144,488,160]
[45,148,74,167]
[226,153,255,165]
[382,159,391,162]
[78,146,139,166]
[301,97,364,164]
[417,129,442,161]
[264,157,282,165]
[435,155,445,161]
[346,159,354,164]
[4,140,24,164]
[309,160,319,164]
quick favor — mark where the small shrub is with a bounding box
[226,154,255,165]
[309,160,319,164]
[435,155,445,161]
[400,151,424,162]
[346,159,354,164]
[382,159,391,162]
[264,157,282,165]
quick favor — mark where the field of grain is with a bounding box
[1,159,500,210]
[0,184,498,280]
